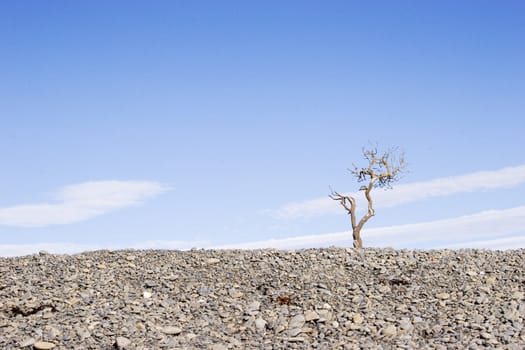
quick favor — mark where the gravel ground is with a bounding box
[1,248,524,349]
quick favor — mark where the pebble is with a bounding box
[206,258,221,265]
[435,292,450,300]
[19,337,35,347]
[304,310,319,321]
[161,326,182,335]
[382,324,397,336]
[255,317,267,331]
[246,301,261,315]
[211,344,227,350]
[33,341,56,349]
[353,313,364,324]
[289,314,306,329]
[0,248,524,348]
[115,336,131,349]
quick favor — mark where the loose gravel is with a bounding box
[1,248,524,349]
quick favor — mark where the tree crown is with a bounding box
[351,147,406,189]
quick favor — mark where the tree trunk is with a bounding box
[352,228,363,248]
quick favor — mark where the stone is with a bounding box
[317,309,332,322]
[352,313,364,324]
[33,341,56,350]
[19,338,35,347]
[161,326,182,335]
[228,288,243,298]
[211,344,227,350]
[288,327,303,337]
[289,314,306,329]
[398,318,413,331]
[436,292,450,300]
[255,317,267,331]
[246,301,261,315]
[485,276,496,285]
[382,324,397,336]
[207,258,221,265]
[304,310,319,321]
[481,332,493,339]
[115,337,131,349]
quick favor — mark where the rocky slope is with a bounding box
[1,248,524,349]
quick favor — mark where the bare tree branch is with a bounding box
[330,146,406,248]
[329,188,357,231]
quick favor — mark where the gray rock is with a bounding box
[161,326,182,335]
[288,314,305,329]
[115,336,131,349]
[19,337,35,347]
[246,301,261,315]
[304,310,319,322]
[255,317,267,331]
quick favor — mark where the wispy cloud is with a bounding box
[0,181,170,227]
[215,205,525,250]
[2,205,523,256]
[274,165,525,219]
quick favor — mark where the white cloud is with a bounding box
[214,205,525,250]
[274,164,525,219]
[0,181,170,227]
[2,205,524,256]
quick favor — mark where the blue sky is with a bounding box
[1,1,524,256]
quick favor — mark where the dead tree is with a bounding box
[330,146,406,248]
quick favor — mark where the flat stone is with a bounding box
[436,292,450,300]
[317,309,332,321]
[19,338,35,347]
[304,310,319,322]
[33,341,56,350]
[481,332,494,339]
[286,337,305,342]
[246,301,261,315]
[288,327,303,337]
[228,288,243,298]
[207,258,221,265]
[382,324,397,336]
[211,344,227,350]
[162,326,182,335]
[289,314,306,329]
